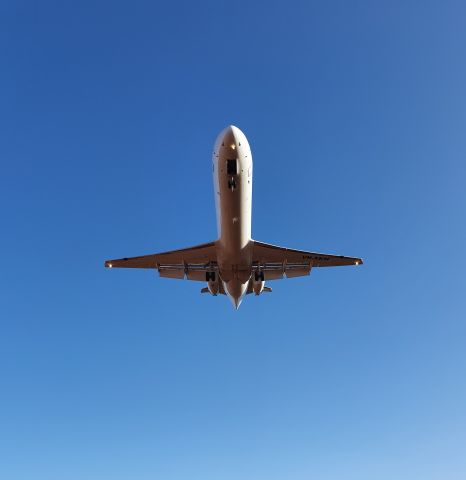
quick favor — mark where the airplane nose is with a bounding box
[221,125,235,142]
[216,125,244,149]
[223,125,238,137]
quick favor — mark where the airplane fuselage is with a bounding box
[213,126,253,307]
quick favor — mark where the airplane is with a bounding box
[105,125,363,309]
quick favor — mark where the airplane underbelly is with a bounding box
[212,127,253,289]
[217,171,252,281]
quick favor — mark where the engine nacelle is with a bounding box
[253,280,265,295]
[207,280,219,295]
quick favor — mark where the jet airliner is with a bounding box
[105,125,363,309]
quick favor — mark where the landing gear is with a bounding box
[228,177,237,191]
[255,271,264,282]
[206,271,219,295]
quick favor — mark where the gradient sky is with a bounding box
[1,1,466,479]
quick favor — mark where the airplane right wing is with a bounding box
[104,241,217,281]
[253,240,363,280]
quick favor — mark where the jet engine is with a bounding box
[253,279,265,295]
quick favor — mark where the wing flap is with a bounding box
[285,266,311,278]
[159,268,185,279]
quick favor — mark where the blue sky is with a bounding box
[1,1,466,479]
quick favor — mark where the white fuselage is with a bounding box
[212,125,253,307]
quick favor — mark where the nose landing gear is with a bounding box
[228,177,237,191]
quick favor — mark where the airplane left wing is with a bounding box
[253,240,363,280]
[104,241,217,281]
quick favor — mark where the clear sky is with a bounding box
[1,1,466,479]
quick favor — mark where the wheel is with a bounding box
[255,271,264,282]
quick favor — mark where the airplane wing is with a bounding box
[253,240,363,280]
[104,241,217,281]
